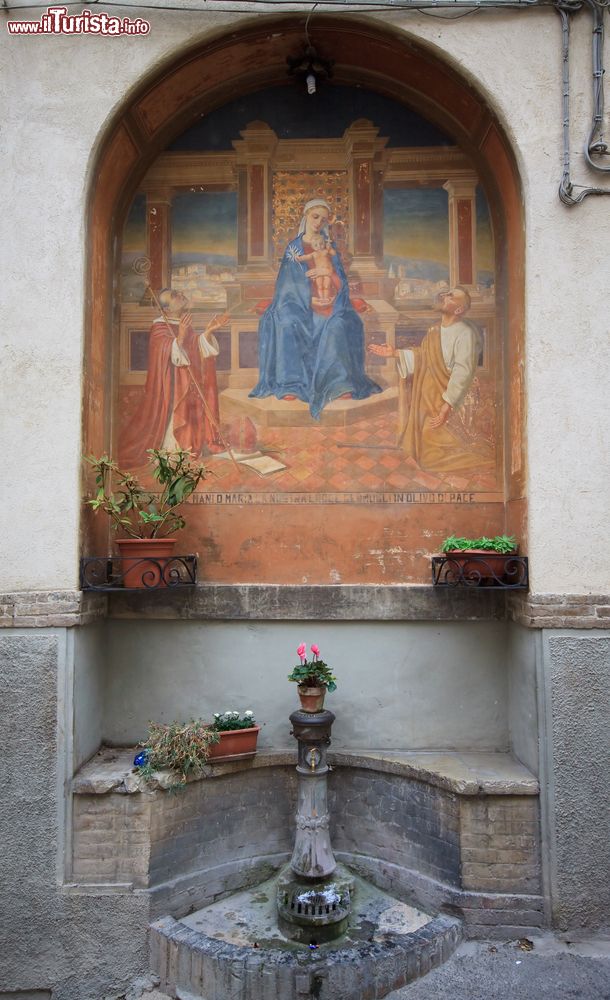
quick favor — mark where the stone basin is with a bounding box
[151,867,462,999]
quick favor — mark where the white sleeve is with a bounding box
[198,332,220,359]
[442,325,480,409]
[170,339,190,366]
[396,348,415,379]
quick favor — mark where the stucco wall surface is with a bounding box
[0,631,151,999]
[103,619,509,750]
[1,6,609,592]
[542,632,610,931]
[73,622,106,769]
[400,11,610,594]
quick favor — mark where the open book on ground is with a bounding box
[213,450,287,477]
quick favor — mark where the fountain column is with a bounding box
[277,708,354,944]
[289,708,336,878]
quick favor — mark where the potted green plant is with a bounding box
[84,448,207,588]
[134,711,260,786]
[439,534,518,584]
[288,643,337,713]
[134,718,220,788]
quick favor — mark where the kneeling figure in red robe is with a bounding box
[120,289,226,469]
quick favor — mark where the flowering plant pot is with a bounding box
[288,643,337,713]
[296,684,326,713]
[206,710,259,762]
[207,725,260,762]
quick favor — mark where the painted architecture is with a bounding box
[1,3,609,997]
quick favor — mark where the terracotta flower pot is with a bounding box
[297,684,326,713]
[116,537,177,589]
[444,548,518,585]
[207,725,260,762]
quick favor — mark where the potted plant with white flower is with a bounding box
[288,643,337,713]
[207,709,260,762]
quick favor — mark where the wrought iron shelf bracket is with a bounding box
[431,554,529,589]
[80,555,198,591]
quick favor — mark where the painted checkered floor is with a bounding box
[207,410,498,494]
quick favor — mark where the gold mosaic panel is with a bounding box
[272,171,349,262]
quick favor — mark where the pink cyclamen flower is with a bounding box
[297,642,307,662]
[310,644,320,658]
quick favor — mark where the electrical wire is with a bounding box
[558,0,610,204]
[304,1,318,44]
[3,0,607,204]
[3,0,553,11]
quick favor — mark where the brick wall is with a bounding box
[72,755,543,936]
[330,769,461,886]
[460,796,541,894]
[72,793,154,885]
[72,768,297,888]
[147,769,297,886]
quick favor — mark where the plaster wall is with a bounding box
[1,7,609,593]
[73,622,106,769]
[506,621,539,775]
[103,619,509,750]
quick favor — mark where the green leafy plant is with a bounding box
[84,448,207,538]
[210,710,256,732]
[288,643,337,692]
[440,534,517,555]
[135,719,219,786]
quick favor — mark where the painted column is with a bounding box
[344,120,387,280]
[232,122,278,272]
[443,178,478,290]
[145,188,172,292]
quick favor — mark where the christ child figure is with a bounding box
[296,234,339,306]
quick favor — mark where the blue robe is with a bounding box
[249,236,382,419]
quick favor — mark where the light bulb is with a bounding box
[306,72,316,95]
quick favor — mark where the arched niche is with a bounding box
[82,16,526,584]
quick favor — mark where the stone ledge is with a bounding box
[330,750,539,796]
[108,584,506,621]
[2,586,608,628]
[73,746,538,798]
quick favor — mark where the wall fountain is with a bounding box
[277,707,355,944]
[150,703,463,999]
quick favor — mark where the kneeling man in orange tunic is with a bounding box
[369,287,493,479]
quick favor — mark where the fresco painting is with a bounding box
[118,85,499,497]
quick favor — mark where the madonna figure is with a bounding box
[249,198,382,419]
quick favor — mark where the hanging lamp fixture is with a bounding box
[287,44,334,95]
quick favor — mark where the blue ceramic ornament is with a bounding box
[133,749,149,767]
